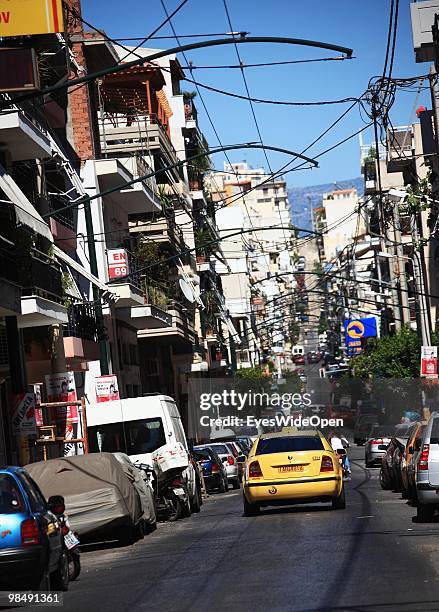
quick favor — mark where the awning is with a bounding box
[0,162,53,242]
[53,246,115,295]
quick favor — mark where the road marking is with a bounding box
[356,515,374,519]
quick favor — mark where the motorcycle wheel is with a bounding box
[167,495,183,522]
[68,553,81,581]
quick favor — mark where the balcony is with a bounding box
[63,303,102,367]
[137,301,196,345]
[18,252,68,328]
[0,109,51,161]
[99,114,180,180]
[48,196,77,251]
[118,304,172,330]
[196,257,216,274]
[386,126,415,173]
[129,216,185,250]
[94,157,161,214]
[0,247,21,316]
[107,252,145,308]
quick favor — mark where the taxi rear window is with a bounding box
[256,436,324,455]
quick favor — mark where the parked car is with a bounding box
[193,447,229,492]
[293,354,305,365]
[406,422,428,500]
[354,414,379,445]
[113,452,157,532]
[236,436,253,453]
[307,351,320,364]
[0,467,69,591]
[364,427,393,467]
[26,453,145,544]
[401,421,427,499]
[201,442,240,489]
[414,411,439,520]
[379,423,412,490]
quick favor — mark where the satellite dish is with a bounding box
[179,278,196,303]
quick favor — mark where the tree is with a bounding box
[350,326,422,378]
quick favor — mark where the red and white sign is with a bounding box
[421,346,438,378]
[108,249,129,280]
[45,372,79,423]
[11,393,37,436]
[31,383,44,427]
[95,375,120,403]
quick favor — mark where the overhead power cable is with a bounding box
[1,36,352,108]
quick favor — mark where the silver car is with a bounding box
[415,411,439,521]
[205,443,240,489]
[365,426,392,467]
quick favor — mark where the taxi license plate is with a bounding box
[278,465,304,473]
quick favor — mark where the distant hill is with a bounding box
[288,177,364,233]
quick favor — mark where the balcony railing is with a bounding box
[0,247,19,285]
[64,302,106,341]
[48,195,75,230]
[107,250,143,292]
[20,251,64,303]
[99,114,179,166]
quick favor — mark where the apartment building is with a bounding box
[205,162,296,369]
[0,0,230,460]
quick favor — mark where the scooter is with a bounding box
[135,461,191,522]
[48,495,81,581]
[336,448,350,479]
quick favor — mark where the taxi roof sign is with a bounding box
[0,0,64,37]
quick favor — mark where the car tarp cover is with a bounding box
[25,453,142,536]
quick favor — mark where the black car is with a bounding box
[193,447,228,493]
[0,467,69,591]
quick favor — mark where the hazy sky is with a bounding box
[82,0,430,188]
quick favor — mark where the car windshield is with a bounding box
[256,436,324,455]
[88,418,166,455]
[0,474,24,514]
[194,448,211,462]
[370,427,393,438]
[209,444,230,454]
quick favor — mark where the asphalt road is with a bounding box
[37,446,439,612]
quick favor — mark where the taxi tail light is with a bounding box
[418,444,430,470]
[211,463,220,473]
[371,439,383,445]
[248,460,263,478]
[320,456,334,472]
[21,518,40,546]
[227,455,235,466]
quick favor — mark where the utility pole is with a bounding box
[83,199,109,375]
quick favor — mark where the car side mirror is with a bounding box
[236,455,246,464]
[221,456,228,462]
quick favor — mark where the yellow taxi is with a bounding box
[242,430,345,515]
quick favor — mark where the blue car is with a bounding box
[193,447,228,492]
[0,466,69,591]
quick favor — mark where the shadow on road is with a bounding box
[298,599,439,612]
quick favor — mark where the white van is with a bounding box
[292,345,305,356]
[87,395,198,510]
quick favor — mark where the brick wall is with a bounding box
[65,0,98,162]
